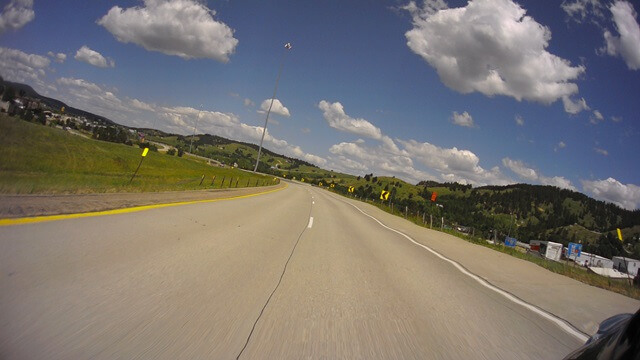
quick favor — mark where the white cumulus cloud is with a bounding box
[582,177,640,210]
[404,0,585,105]
[0,0,34,35]
[590,109,604,124]
[47,51,66,63]
[400,139,512,186]
[502,158,576,190]
[56,77,133,119]
[594,147,609,156]
[318,100,382,139]
[561,0,606,23]
[129,98,155,112]
[98,0,238,62]
[329,140,435,183]
[0,47,49,90]
[451,111,474,127]
[258,98,290,117]
[602,1,640,70]
[74,46,114,68]
[562,95,590,114]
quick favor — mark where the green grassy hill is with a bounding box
[0,114,275,193]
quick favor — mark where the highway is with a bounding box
[1,182,638,359]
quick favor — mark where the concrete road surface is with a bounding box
[1,182,638,359]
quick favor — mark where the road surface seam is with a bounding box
[327,192,590,343]
[0,184,288,227]
[235,195,313,360]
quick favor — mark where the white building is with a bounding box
[612,257,640,276]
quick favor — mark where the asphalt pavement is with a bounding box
[1,181,638,359]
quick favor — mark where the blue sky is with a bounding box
[1,0,639,209]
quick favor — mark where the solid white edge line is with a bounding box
[308,217,314,229]
[334,195,589,343]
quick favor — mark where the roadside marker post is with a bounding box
[617,228,633,286]
[199,175,205,186]
[211,175,216,186]
[129,147,149,184]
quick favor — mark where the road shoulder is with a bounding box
[0,183,285,219]
[337,195,640,336]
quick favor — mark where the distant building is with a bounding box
[572,252,614,269]
[612,257,640,276]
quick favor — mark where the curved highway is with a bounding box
[1,182,638,359]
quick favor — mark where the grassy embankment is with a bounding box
[0,115,276,194]
[337,191,640,300]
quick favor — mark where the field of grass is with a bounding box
[0,115,276,194]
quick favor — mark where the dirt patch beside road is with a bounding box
[0,183,285,219]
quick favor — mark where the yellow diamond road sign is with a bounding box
[380,190,390,200]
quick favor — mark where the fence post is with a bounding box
[246,178,250,187]
[441,217,444,230]
[423,212,425,225]
[221,175,226,187]
[235,178,239,187]
[211,175,216,186]
[199,175,205,186]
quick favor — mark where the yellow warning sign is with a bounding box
[348,186,355,193]
[142,148,149,157]
[380,190,390,200]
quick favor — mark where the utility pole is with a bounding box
[254,43,292,173]
[189,104,202,154]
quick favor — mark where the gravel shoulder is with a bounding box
[0,184,285,219]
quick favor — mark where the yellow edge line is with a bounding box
[0,183,288,227]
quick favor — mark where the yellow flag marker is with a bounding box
[130,147,149,184]
[617,228,623,242]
